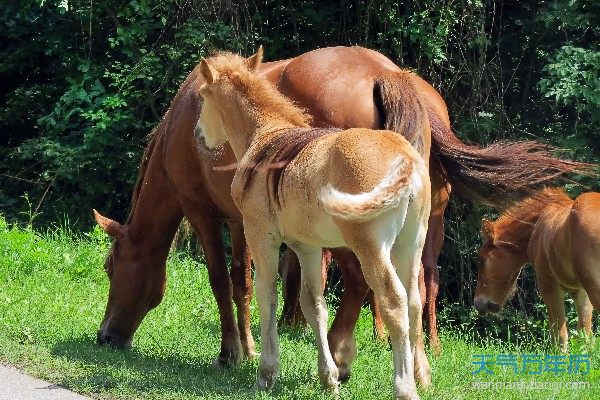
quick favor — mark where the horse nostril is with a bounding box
[97,330,106,345]
[97,330,115,346]
[474,297,488,314]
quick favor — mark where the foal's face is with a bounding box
[474,223,525,315]
[94,211,166,348]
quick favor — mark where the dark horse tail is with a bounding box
[374,71,429,158]
[375,72,595,207]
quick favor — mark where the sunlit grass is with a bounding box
[0,216,597,399]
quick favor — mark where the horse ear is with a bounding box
[482,219,497,244]
[245,45,263,72]
[93,209,125,240]
[200,58,219,84]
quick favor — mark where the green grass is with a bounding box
[0,216,598,399]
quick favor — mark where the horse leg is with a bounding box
[187,212,242,367]
[279,247,305,326]
[295,244,340,392]
[368,290,387,340]
[421,204,446,355]
[327,248,370,383]
[244,226,282,391]
[537,273,568,352]
[572,289,593,336]
[228,220,257,358]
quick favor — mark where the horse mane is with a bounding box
[207,52,311,127]
[241,127,341,207]
[208,52,327,206]
[126,126,159,224]
[493,187,573,231]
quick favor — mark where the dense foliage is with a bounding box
[1,0,599,326]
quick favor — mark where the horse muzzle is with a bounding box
[96,321,133,349]
[474,297,502,315]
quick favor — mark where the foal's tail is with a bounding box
[428,110,597,207]
[320,156,423,221]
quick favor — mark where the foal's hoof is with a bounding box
[324,380,340,395]
[414,355,432,388]
[395,387,420,400]
[319,369,341,394]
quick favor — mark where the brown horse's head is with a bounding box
[93,210,166,348]
[473,219,528,315]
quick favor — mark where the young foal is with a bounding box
[474,187,599,351]
[198,50,431,399]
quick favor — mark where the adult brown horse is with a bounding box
[474,187,599,351]
[197,49,432,398]
[94,46,588,372]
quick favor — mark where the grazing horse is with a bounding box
[474,187,599,351]
[197,48,431,399]
[94,45,590,373]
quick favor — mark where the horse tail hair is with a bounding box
[428,109,597,207]
[374,71,429,157]
[320,156,423,221]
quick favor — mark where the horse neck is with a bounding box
[224,106,301,161]
[127,134,183,258]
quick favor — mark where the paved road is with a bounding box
[0,364,90,400]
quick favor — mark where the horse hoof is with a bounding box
[415,369,431,389]
[256,376,275,392]
[212,352,241,368]
[338,369,351,383]
[244,349,260,360]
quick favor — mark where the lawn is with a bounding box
[0,216,598,399]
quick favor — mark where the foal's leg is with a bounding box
[342,225,419,400]
[295,244,340,392]
[572,289,593,336]
[392,218,431,389]
[244,227,282,390]
[228,220,258,358]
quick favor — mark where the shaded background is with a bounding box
[1,0,599,338]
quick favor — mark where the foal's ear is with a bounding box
[93,209,125,241]
[481,218,497,244]
[200,58,219,84]
[245,45,264,72]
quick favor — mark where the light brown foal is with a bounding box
[198,49,431,399]
[474,187,599,351]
